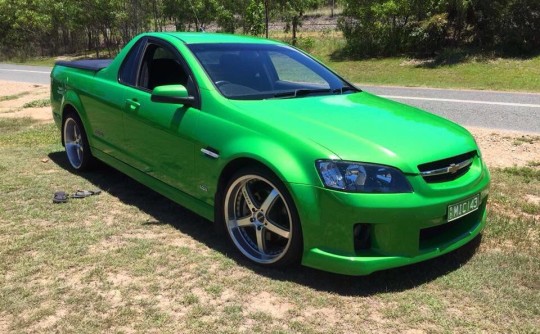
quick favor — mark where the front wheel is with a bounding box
[223,167,302,266]
[63,112,94,171]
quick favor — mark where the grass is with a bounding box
[0,91,31,102]
[513,135,540,146]
[0,117,37,131]
[22,98,50,108]
[305,4,343,17]
[0,116,539,333]
[2,57,58,67]
[328,54,540,92]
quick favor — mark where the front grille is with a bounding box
[418,151,477,183]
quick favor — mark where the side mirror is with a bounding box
[151,84,195,105]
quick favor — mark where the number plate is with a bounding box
[447,194,480,222]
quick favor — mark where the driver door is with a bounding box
[120,39,200,196]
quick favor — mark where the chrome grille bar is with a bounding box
[420,158,473,177]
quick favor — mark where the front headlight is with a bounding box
[316,160,413,193]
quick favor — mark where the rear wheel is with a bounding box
[223,167,302,266]
[63,112,94,171]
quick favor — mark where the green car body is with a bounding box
[51,32,490,275]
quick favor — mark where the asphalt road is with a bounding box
[362,85,540,133]
[1,63,539,133]
[0,63,51,85]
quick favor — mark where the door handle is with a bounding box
[125,98,140,112]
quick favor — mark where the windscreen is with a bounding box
[188,43,356,100]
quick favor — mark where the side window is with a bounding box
[138,44,189,91]
[268,51,328,87]
[119,39,145,86]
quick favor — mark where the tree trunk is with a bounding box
[152,0,159,31]
[292,16,298,45]
[88,30,93,53]
[265,0,269,38]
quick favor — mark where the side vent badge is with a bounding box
[201,147,219,159]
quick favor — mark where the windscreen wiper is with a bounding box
[332,85,358,94]
[273,88,332,98]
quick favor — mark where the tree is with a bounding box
[472,0,540,53]
[276,0,322,45]
[339,0,422,56]
[339,0,540,57]
[163,0,218,31]
[244,0,265,35]
[214,0,265,35]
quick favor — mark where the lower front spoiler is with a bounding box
[301,209,486,276]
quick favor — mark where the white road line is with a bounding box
[0,69,50,74]
[381,95,540,108]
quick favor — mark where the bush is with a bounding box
[339,0,540,58]
[500,0,540,53]
[296,37,316,52]
[409,14,448,56]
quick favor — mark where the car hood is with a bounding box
[229,92,477,174]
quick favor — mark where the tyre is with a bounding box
[62,112,94,171]
[223,166,302,266]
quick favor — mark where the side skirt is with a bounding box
[93,149,215,222]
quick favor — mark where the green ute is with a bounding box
[51,32,490,275]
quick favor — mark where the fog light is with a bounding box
[353,223,371,251]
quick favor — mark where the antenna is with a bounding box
[187,0,203,32]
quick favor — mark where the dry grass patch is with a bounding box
[467,127,540,167]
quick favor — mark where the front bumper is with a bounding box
[290,161,490,276]
[302,208,486,275]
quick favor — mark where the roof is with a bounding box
[154,32,282,45]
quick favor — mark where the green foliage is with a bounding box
[244,0,265,35]
[214,0,266,35]
[0,0,167,59]
[276,0,323,44]
[0,0,325,59]
[163,0,219,31]
[410,13,448,55]
[339,0,540,58]
[480,0,540,53]
[339,0,418,56]
[297,37,316,52]
[0,0,537,59]
[0,0,53,58]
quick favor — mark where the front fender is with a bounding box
[220,136,319,186]
[193,130,329,217]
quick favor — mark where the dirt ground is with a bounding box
[0,80,50,120]
[1,80,538,168]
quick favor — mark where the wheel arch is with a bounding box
[217,158,274,192]
[214,135,321,189]
[60,90,91,147]
[214,154,309,232]
[215,158,275,222]
[215,154,310,207]
[211,133,324,223]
